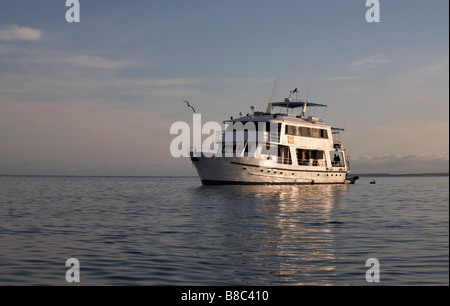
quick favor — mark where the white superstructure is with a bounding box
[190,95,358,185]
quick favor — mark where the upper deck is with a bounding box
[224,97,328,127]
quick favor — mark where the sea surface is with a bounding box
[0,175,448,286]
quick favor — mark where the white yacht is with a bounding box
[190,94,358,185]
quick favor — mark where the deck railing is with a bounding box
[297,160,326,167]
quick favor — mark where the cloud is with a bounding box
[0,99,173,166]
[221,77,275,84]
[62,55,137,69]
[388,57,449,87]
[418,58,449,77]
[0,44,12,54]
[352,152,449,174]
[368,120,449,153]
[116,77,204,87]
[351,54,390,71]
[115,76,273,88]
[340,87,366,93]
[322,76,360,81]
[0,25,42,41]
[6,51,138,69]
[347,119,449,155]
[0,96,197,176]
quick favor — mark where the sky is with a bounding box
[0,0,448,176]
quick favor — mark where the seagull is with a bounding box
[183,100,196,113]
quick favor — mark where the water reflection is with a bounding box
[194,184,349,285]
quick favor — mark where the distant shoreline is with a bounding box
[0,173,448,178]
[353,173,449,177]
[0,174,199,178]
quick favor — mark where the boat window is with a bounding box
[278,145,292,165]
[330,152,345,167]
[285,125,328,139]
[311,150,324,159]
[310,128,321,138]
[285,125,297,136]
[300,127,310,137]
[297,149,325,166]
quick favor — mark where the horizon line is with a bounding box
[0,173,448,178]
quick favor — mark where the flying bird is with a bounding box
[292,88,298,93]
[183,100,196,113]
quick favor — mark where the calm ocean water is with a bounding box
[0,175,448,286]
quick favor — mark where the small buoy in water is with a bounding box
[370,180,376,184]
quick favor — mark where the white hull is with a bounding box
[191,155,348,185]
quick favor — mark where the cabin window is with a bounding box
[296,149,325,166]
[330,152,345,167]
[285,125,298,136]
[311,150,324,159]
[278,145,292,165]
[285,125,328,139]
[310,128,321,138]
[297,149,309,166]
[300,127,310,137]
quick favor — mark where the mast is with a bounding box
[301,101,307,118]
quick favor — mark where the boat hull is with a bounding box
[191,154,349,185]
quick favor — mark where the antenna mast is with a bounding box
[269,80,277,103]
